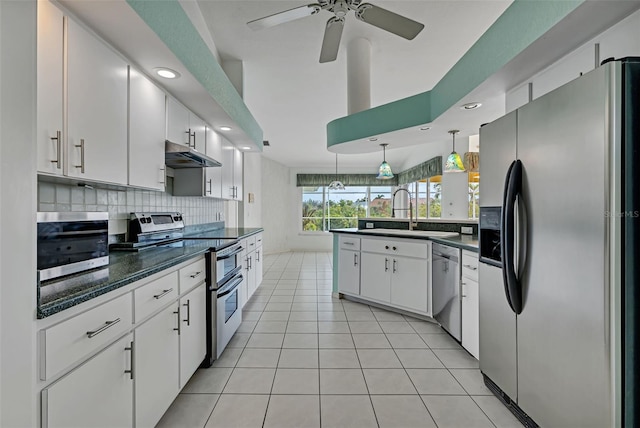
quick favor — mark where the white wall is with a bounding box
[241,152,262,227]
[0,1,37,425]
[506,9,640,111]
[261,157,291,254]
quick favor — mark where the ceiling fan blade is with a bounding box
[319,17,344,63]
[247,4,322,31]
[355,3,424,40]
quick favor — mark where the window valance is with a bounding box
[397,156,442,185]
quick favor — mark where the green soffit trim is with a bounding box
[327,0,583,148]
[127,0,263,149]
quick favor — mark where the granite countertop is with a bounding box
[331,228,479,252]
[37,227,264,319]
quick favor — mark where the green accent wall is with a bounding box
[127,0,263,149]
[327,0,583,148]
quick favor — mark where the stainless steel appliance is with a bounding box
[431,243,461,341]
[37,212,109,281]
[109,212,185,251]
[165,140,222,169]
[478,58,640,427]
[204,243,243,366]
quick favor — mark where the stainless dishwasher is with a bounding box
[431,243,461,341]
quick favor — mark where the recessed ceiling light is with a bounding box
[154,67,180,79]
[369,137,378,142]
[419,126,431,131]
[220,126,232,131]
[460,102,482,110]
[242,146,251,150]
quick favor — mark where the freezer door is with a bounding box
[479,262,517,400]
[516,63,611,427]
[479,110,517,207]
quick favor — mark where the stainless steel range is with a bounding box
[110,212,243,366]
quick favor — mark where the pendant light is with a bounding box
[376,143,394,180]
[444,130,466,173]
[328,153,345,190]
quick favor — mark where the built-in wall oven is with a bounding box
[204,242,243,366]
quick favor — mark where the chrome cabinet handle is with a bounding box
[256,250,260,262]
[461,282,467,298]
[393,259,397,273]
[249,256,252,270]
[246,257,250,271]
[173,308,181,335]
[344,242,355,246]
[153,288,173,299]
[463,264,478,271]
[229,187,234,198]
[185,129,191,146]
[50,130,62,169]
[183,300,191,326]
[75,139,85,173]
[159,167,166,184]
[353,253,358,266]
[189,271,202,279]
[191,130,196,148]
[385,258,389,272]
[86,318,120,338]
[124,341,134,380]
[207,179,212,195]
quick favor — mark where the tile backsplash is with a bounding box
[38,179,224,235]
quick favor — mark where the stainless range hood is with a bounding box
[165,140,222,168]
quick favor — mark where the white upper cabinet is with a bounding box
[166,97,206,154]
[129,68,166,191]
[66,19,128,184]
[166,97,190,147]
[233,146,244,201]
[37,0,64,176]
[220,138,243,201]
[205,127,223,199]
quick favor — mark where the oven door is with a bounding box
[216,246,243,284]
[215,273,243,358]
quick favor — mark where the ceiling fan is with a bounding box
[247,0,425,63]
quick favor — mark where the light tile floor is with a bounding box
[157,251,523,428]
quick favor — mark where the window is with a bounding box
[301,186,393,231]
[407,176,442,219]
[469,172,480,219]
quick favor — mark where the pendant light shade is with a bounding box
[328,153,345,190]
[444,130,466,173]
[376,143,394,180]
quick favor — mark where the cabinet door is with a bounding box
[166,97,190,146]
[254,247,263,289]
[360,252,390,303]
[338,249,360,295]
[37,0,64,176]
[233,147,244,201]
[179,284,207,388]
[391,256,429,314]
[135,305,180,428]
[462,277,480,359]
[67,19,128,184]
[129,68,166,190]
[238,245,249,308]
[43,334,133,428]
[221,139,235,199]
[189,114,207,154]
[246,252,256,299]
[205,127,223,198]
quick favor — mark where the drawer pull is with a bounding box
[86,318,121,338]
[344,242,355,246]
[153,288,174,299]
[124,341,134,380]
[463,264,478,271]
[189,271,203,279]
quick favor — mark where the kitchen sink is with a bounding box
[359,229,460,238]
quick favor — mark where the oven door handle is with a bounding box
[217,275,243,298]
[216,246,243,261]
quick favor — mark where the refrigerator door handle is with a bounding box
[501,159,523,314]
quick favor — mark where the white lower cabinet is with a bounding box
[42,334,134,428]
[179,284,207,388]
[338,236,361,295]
[348,236,430,315]
[254,246,264,291]
[134,304,180,428]
[461,250,480,359]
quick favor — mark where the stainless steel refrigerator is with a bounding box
[478,57,639,428]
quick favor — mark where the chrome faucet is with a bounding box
[391,188,417,230]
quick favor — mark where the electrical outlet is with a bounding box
[461,226,473,235]
[366,222,374,229]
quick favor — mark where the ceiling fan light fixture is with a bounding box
[376,143,394,180]
[444,130,466,173]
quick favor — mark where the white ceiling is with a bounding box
[196,0,513,170]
